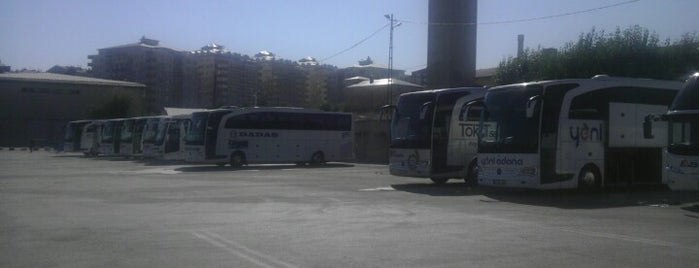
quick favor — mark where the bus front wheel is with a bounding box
[310,151,325,165]
[464,161,478,187]
[230,152,245,167]
[577,165,601,190]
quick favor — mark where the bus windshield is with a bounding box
[479,85,543,154]
[391,93,435,149]
[120,121,133,142]
[154,120,169,146]
[64,123,79,141]
[102,122,115,142]
[668,115,699,155]
[143,119,160,143]
[186,112,208,145]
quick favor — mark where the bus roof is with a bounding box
[398,86,486,98]
[489,75,683,91]
[669,72,699,113]
[192,106,350,115]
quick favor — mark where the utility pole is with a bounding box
[385,14,401,105]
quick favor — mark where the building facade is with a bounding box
[88,37,183,114]
[185,44,258,108]
[0,72,145,148]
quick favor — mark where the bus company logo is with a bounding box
[458,123,496,138]
[680,159,698,168]
[569,123,603,147]
[480,156,524,166]
[230,131,279,139]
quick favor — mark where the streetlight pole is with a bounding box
[385,14,395,105]
[384,14,402,105]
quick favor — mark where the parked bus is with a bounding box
[146,114,192,160]
[658,73,699,190]
[82,120,103,156]
[141,116,167,158]
[63,120,93,153]
[63,120,102,156]
[117,116,155,157]
[184,107,354,167]
[99,118,125,156]
[160,114,192,160]
[117,118,136,156]
[382,87,486,184]
[473,75,681,190]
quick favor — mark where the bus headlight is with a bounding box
[519,166,537,176]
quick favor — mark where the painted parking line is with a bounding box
[358,186,396,192]
[191,230,298,268]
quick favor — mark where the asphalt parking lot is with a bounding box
[1,150,698,267]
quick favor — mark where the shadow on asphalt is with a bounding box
[175,163,355,172]
[135,159,187,166]
[391,183,495,197]
[682,204,699,214]
[52,154,86,158]
[392,183,699,209]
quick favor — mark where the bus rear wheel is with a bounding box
[230,152,245,168]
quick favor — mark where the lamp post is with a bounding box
[385,14,401,105]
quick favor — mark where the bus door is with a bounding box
[447,96,482,168]
[164,122,181,155]
[432,92,471,175]
[205,111,229,160]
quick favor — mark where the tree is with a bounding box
[87,94,138,119]
[494,25,699,84]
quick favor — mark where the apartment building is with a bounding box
[88,37,183,114]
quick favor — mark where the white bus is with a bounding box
[474,75,682,190]
[99,118,125,156]
[659,73,699,190]
[184,107,354,167]
[117,118,136,156]
[150,114,192,160]
[81,120,103,156]
[382,87,486,184]
[117,116,158,157]
[141,116,167,158]
[63,120,94,154]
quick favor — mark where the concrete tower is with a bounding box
[426,0,478,88]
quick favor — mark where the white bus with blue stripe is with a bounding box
[184,107,354,167]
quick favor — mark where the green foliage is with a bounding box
[495,25,699,85]
[88,94,136,119]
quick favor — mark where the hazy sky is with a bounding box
[1,0,696,73]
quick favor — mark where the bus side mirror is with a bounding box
[379,104,396,122]
[461,100,484,121]
[420,102,433,120]
[526,95,541,118]
[643,114,665,139]
[643,115,654,139]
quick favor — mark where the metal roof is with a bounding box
[346,78,423,89]
[0,72,146,87]
[164,107,208,116]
